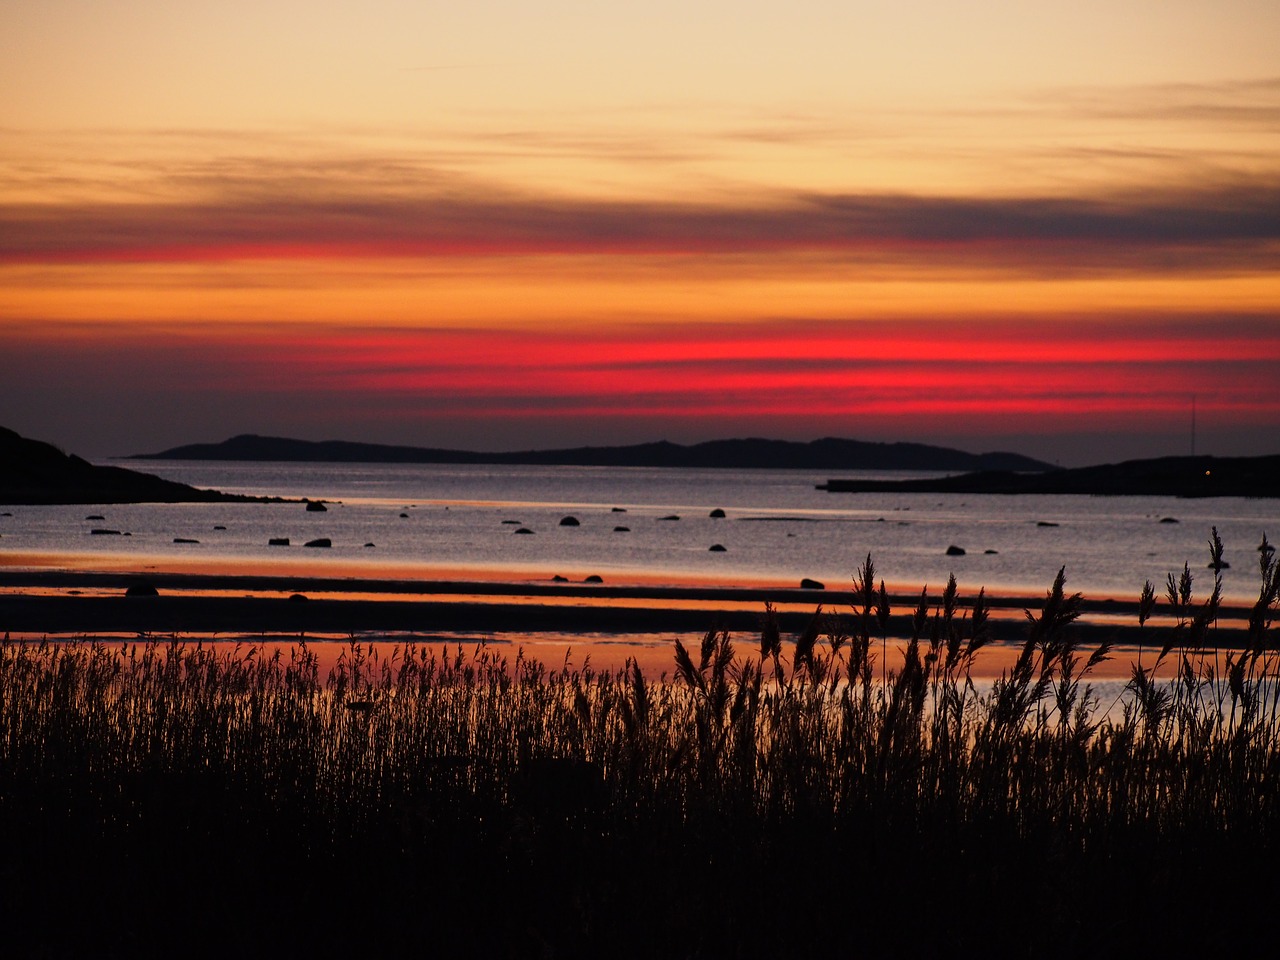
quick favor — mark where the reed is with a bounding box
[2,531,1278,958]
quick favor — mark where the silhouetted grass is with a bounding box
[2,531,1278,958]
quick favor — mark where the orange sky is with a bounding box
[2,3,1278,463]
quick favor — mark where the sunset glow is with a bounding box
[3,2,1278,463]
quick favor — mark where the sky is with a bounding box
[2,1,1278,466]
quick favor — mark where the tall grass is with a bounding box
[2,531,1278,958]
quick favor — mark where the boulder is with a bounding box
[268,538,290,546]
[559,516,580,527]
[304,538,332,548]
[946,545,966,556]
[305,501,327,512]
[709,544,727,552]
[709,508,726,518]
[800,578,825,590]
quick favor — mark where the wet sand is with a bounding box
[1,564,1257,680]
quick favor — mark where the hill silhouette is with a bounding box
[0,426,267,504]
[133,434,1054,472]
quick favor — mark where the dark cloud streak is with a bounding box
[3,176,1279,274]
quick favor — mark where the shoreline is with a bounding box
[2,566,1258,680]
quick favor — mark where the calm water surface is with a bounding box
[1,460,1274,604]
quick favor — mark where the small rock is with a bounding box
[86,514,105,521]
[1159,517,1179,524]
[709,508,726,518]
[515,528,535,535]
[399,513,409,518]
[288,593,309,602]
[552,574,569,582]
[984,549,999,555]
[173,537,200,544]
[559,516,580,527]
[946,545,966,556]
[1036,521,1059,528]
[1209,561,1231,570]
[305,501,328,512]
[304,538,332,548]
[611,507,627,513]
[659,515,680,521]
[268,538,290,546]
[800,578,825,590]
[502,520,522,525]
[213,525,226,530]
[364,542,376,548]
[584,574,604,583]
[90,529,122,536]
[613,526,630,532]
[125,581,158,597]
[709,544,727,552]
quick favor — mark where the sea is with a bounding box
[2,459,1275,606]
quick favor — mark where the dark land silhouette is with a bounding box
[132,433,1055,472]
[819,453,1280,498]
[0,426,270,504]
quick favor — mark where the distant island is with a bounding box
[132,434,1055,473]
[0,426,270,505]
[819,454,1280,498]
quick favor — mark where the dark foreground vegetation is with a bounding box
[3,532,1279,959]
